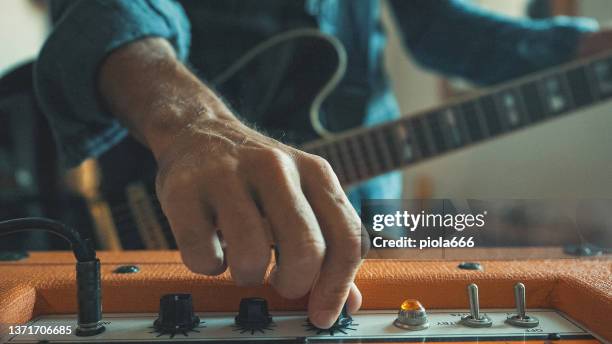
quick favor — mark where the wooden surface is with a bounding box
[0,250,610,341]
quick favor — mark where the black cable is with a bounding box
[0,217,95,261]
[0,217,105,336]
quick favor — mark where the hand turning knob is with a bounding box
[333,303,353,328]
[305,302,357,335]
[154,294,200,334]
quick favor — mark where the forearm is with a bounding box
[98,37,237,159]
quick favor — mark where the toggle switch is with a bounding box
[459,283,492,328]
[393,299,429,330]
[506,283,539,328]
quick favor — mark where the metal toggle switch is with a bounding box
[506,283,539,328]
[460,283,492,327]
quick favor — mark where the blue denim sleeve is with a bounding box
[387,0,599,85]
[34,0,191,167]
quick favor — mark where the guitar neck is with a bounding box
[302,50,612,187]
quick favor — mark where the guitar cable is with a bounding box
[0,217,105,336]
[211,28,348,139]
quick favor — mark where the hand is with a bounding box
[99,38,365,328]
[155,116,364,328]
[578,28,612,58]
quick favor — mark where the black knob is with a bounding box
[304,302,355,335]
[333,303,352,328]
[235,297,273,329]
[154,294,200,334]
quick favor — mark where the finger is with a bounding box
[300,155,363,328]
[347,283,362,314]
[159,186,226,275]
[248,148,326,299]
[209,175,271,286]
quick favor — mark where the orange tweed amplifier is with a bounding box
[0,250,610,343]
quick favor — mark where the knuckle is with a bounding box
[296,238,327,261]
[203,161,238,181]
[287,239,326,272]
[157,169,205,206]
[310,155,334,173]
[263,147,290,164]
[302,155,338,186]
[320,282,350,301]
[229,253,268,286]
[343,234,363,256]
[331,235,363,266]
[260,148,295,180]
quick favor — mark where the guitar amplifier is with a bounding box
[0,249,610,343]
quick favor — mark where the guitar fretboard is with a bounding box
[302,51,612,186]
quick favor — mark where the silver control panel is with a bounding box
[3,309,592,343]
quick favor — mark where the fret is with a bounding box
[373,128,395,171]
[590,57,612,99]
[386,123,408,166]
[520,80,546,122]
[494,89,527,128]
[347,136,369,180]
[566,66,596,108]
[357,133,381,176]
[460,101,486,143]
[381,125,402,168]
[321,143,346,183]
[337,140,359,182]
[393,122,417,164]
[409,117,433,158]
[403,119,422,162]
[538,74,573,115]
[441,108,464,149]
[479,95,503,136]
[426,111,448,153]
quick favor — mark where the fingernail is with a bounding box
[311,311,337,329]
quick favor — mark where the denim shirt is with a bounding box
[34,0,597,207]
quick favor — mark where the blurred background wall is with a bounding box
[0,1,47,76]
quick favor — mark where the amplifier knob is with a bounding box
[304,303,356,335]
[154,294,201,335]
[333,303,353,328]
[235,297,273,332]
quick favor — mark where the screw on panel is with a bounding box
[458,262,482,271]
[113,265,140,274]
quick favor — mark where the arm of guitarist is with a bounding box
[388,0,611,85]
[35,0,363,329]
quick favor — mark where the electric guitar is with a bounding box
[72,31,612,250]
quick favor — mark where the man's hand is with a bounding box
[98,38,364,328]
